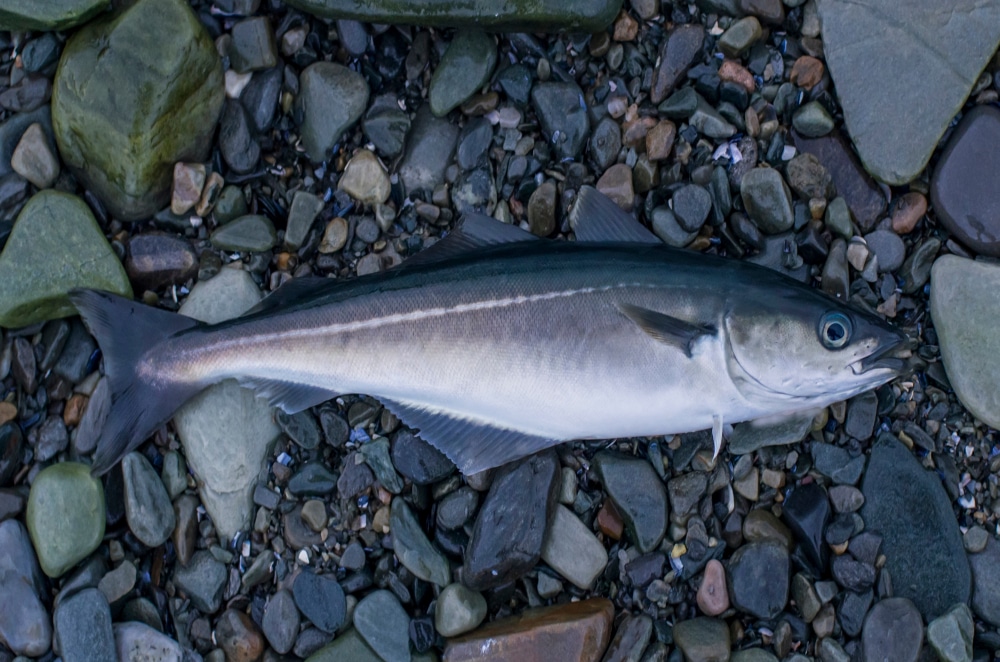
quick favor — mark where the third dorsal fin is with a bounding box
[569,186,661,244]
[402,213,539,268]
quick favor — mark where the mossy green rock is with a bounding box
[0,0,108,31]
[52,0,223,221]
[283,0,621,31]
[0,191,131,328]
[26,462,106,578]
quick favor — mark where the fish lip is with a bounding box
[851,337,909,375]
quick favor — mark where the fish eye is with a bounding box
[819,312,852,349]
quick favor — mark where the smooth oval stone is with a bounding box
[0,520,51,656]
[262,589,300,655]
[297,61,369,162]
[0,190,131,327]
[792,101,835,137]
[398,106,459,195]
[362,97,411,158]
[0,0,107,30]
[861,434,969,619]
[122,452,175,548]
[931,255,1000,430]
[435,583,487,637]
[210,214,277,252]
[354,589,411,662]
[27,462,105,578]
[862,597,922,662]
[280,0,622,31]
[126,233,198,292]
[429,31,497,117]
[727,541,790,619]
[292,571,346,634]
[113,621,183,661]
[52,0,223,220]
[54,588,115,662]
[969,536,1000,627]
[741,167,794,234]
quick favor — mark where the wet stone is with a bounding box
[781,482,830,571]
[531,82,590,160]
[864,230,905,272]
[786,153,834,201]
[98,560,136,604]
[297,61,369,162]
[339,149,391,206]
[54,588,115,662]
[443,598,613,662]
[172,495,198,566]
[240,66,282,133]
[398,106,459,195]
[437,486,479,531]
[11,122,58,189]
[602,614,652,662]
[968,536,1000,627]
[651,24,705,103]
[218,100,259,174]
[126,233,198,292]
[651,206,697,247]
[306,628,377,661]
[690,93,736,139]
[697,559,730,617]
[672,184,712,232]
[900,237,939,294]
[464,451,559,589]
[832,554,876,592]
[862,597,922,662]
[122,452,175,548]
[284,191,324,251]
[812,443,865,485]
[792,101,834,137]
[673,617,731,662]
[436,583,487,637]
[276,410,322,450]
[727,541,790,619]
[624,551,665,588]
[29,416,67,462]
[360,437,404,494]
[845,390,879,440]
[829,485,864,513]
[741,167,794,234]
[392,497,451,586]
[862,434,969,618]
[964,527,989,554]
[667,471,707,521]
[363,97,411,158]
[27,462,105,578]
[228,16,277,73]
[0,423,23,486]
[528,181,558,236]
[173,551,226,613]
[457,117,494,170]
[719,17,763,58]
[170,162,205,215]
[293,571,346,634]
[926,603,974,662]
[0,520,50,656]
[391,431,455,485]
[354,589,411,661]
[429,30,497,117]
[594,452,668,553]
[337,454,374,498]
[590,116,622,172]
[216,609,265,662]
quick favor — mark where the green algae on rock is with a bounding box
[283,0,622,31]
[26,462,105,578]
[52,0,224,221]
[0,190,131,328]
[0,0,108,31]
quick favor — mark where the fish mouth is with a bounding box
[851,337,910,375]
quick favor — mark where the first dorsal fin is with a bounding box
[570,186,661,244]
[402,212,539,268]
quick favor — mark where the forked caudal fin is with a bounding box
[69,289,203,475]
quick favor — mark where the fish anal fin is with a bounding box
[380,398,560,475]
[236,377,339,413]
[570,186,661,244]
[618,303,716,357]
[402,213,538,268]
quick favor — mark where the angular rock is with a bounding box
[398,106,459,195]
[52,0,223,220]
[338,149,391,206]
[436,583,487,637]
[0,191,131,327]
[391,497,451,586]
[210,214,277,252]
[861,434,969,618]
[861,597,923,662]
[594,452,668,553]
[122,452,175,548]
[464,451,559,590]
[540,504,608,590]
[819,0,1000,184]
[0,0,108,31]
[172,550,226,614]
[531,82,590,160]
[429,31,497,117]
[297,62,369,162]
[126,233,199,291]
[391,430,455,485]
[781,482,830,571]
[673,617,730,662]
[353,590,410,662]
[926,603,974,662]
[601,614,652,662]
[443,598,613,662]
[651,24,704,104]
[930,106,1000,256]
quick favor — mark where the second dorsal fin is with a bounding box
[569,186,661,244]
[403,212,539,267]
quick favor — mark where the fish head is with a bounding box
[723,288,908,404]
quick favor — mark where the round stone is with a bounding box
[435,583,487,637]
[27,462,105,578]
[338,149,391,206]
[697,559,730,616]
[741,168,794,234]
[297,62,369,163]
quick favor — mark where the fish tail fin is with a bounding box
[69,289,203,475]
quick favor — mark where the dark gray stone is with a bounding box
[54,588,115,662]
[172,551,226,614]
[594,452,668,553]
[531,82,590,160]
[968,536,1000,627]
[292,571,345,634]
[861,597,923,662]
[727,541,790,619]
[391,431,455,485]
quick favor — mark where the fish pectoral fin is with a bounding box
[618,303,717,357]
[569,185,661,244]
[401,213,539,268]
[237,377,340,413]
[380,398,560,475]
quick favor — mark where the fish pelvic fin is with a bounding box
[69,289,203,476]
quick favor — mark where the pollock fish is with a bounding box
[71,187,908,476]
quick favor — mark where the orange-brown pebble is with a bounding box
[0,401,16,427]
[443,598,614,662]
[890,191,927,234]
[719,59,755,93]
[696,559,730,616]
[63,394,88,427]
[622,114,657,148]
[596,500,624,540]
[596,164,635,211]
[215,609,265,662]
[646,120,676,161]
[790,55,825,90]
[613,11,639,41]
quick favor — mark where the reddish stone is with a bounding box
[890,191,927,234]
[596,499,624,540]
[596,164,634,211]
[613,11,639,41]
[646,120,676,161]
[215,609,265,662]
[719,60,755,93]
[63,394,88,427]
[790,56,825,90]
[443,598,614,662]
[696,559,730,616]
